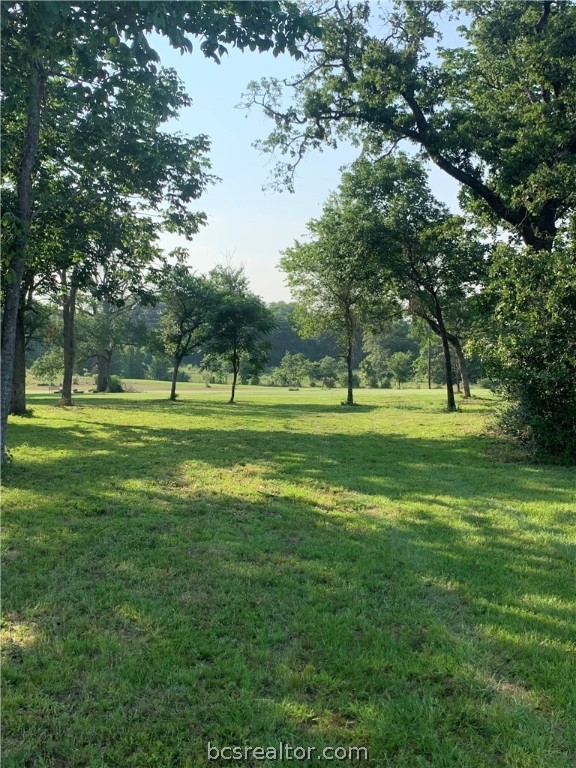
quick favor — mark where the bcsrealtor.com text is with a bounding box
[207,742,369,762]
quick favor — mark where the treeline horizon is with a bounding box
[24,294,488,389]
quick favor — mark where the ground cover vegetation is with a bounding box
[3,388,576,767]
[2,2,575,763]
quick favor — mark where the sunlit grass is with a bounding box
[2,387,575,767]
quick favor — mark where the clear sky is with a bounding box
[151,16,462,302]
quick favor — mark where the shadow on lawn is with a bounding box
[3,402,575,767]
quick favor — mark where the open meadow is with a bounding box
[2,387,575,767]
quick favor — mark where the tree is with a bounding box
[359,340,390,389]
[265,301,339,366]
[203,267,276,404]
[9,293,52,415]
[341,155,486,410]
[1,0,316,461]
[360,320,418,388]
[5,49,212,409]
[271,352,311,387]
[30,348,63,391]
[77,299,149,392]
[388,351,414,390]
[153,262,216,400]
[280,194,395,405]
[470,236,576,461]
[245,0,576,252]
[245,0,576,447]
[309,356,345,389]
[411,323,447,389]
[145,354,172,382]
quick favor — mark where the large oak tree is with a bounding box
[245,0,576,250]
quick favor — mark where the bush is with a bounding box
[477,378,496,390]
[495,395,576,463]
[108,375,124,393]
[472,241,576,462]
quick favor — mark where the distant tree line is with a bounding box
[24,261,275,405]
[26,281,484,402]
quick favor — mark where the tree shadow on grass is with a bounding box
[3,485,575,767]
[5,410,573,507]
[3,402,575,767]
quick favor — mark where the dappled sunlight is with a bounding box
[2,618,39,651]
[3,393,574,766]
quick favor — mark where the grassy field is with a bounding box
[2,387,575,767]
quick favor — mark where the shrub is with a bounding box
[477,378,496,390]
[472,241,576,462]
[108,375,124,393]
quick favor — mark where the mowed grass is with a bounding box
[2,387,575,768]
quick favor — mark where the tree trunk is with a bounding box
[451,338,471,398]
[9,306,27,415]
[416,306,457,410]
[1,57,43,463]
[229,353,238,403]
[60,283,77,406]
[440,328,456,411]
[96,355,109,392]
[104,354,112,391]
[345,338,354,405]
[170,356,183,400]
[427,335,432,389]
[432,299,456,412]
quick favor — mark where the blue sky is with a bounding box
[152,17,462,302]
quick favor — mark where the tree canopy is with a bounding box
[245,0,576,250]
[153,262,216,400]
[281,190,395,405]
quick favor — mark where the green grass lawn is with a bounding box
[2,388,575,767]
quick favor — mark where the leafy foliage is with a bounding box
[265,301,340,366]
[281,191,396,404]
[203,266,276,403]
[0,0,315,459]
[470,238,576,461]
[30,348,63,386]
[388,351,415,390]
[270,352,311,387]
[245,0,576,250]
[153,261,216,399]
